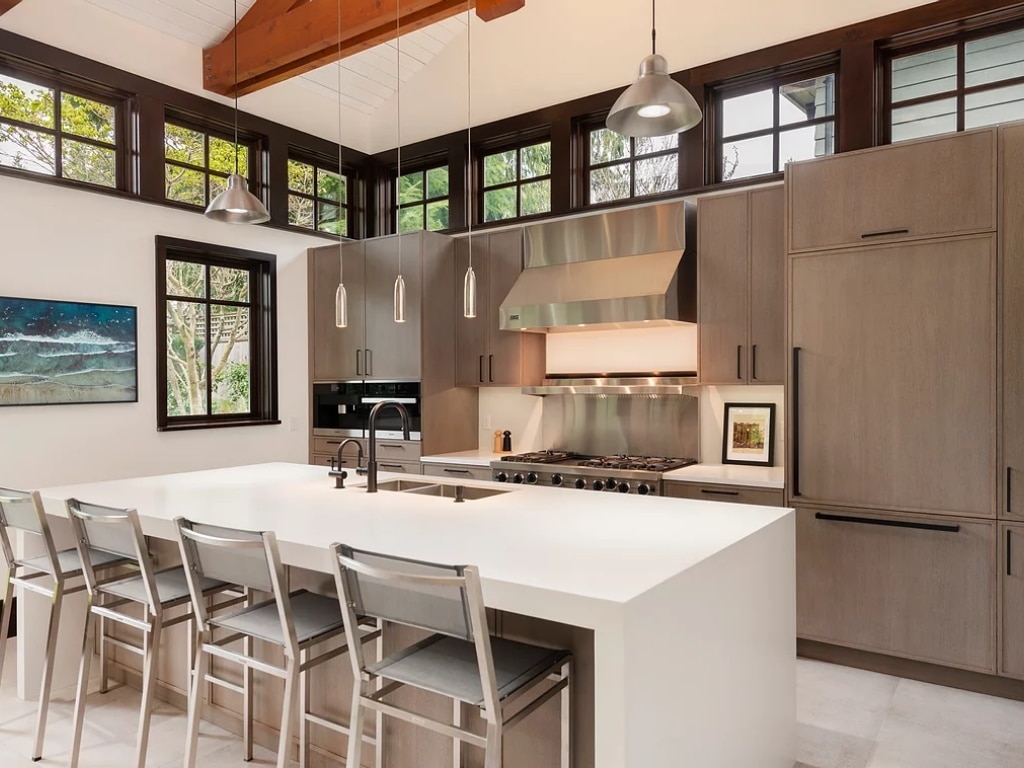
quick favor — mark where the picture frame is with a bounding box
[0,296,138,407]
[722,402,776,466]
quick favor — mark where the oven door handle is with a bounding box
[359,397,418,404]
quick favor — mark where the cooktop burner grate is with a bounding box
[576,455,698,472]
[500,451,579,464]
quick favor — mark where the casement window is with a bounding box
[164,119,259,209]
[156,237,278,431]
[886,25,1024,143]
[480,139,552,222]
[713,70,837,182]
[0,68,123,189]
[397,163,449,233]
[585,126,678,204]
[287,154,352,236]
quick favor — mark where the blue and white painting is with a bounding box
[0,297,137,406]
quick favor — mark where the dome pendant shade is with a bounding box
[463,266,477,319]
[205,173,271,224]
[394,274,406,324]
[606,54,702,138]
[335,282,348,328]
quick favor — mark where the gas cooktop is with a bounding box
[493,452,697,495]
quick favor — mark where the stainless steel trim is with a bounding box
[360,397,417,404]
[522,376,699,396]
[313,427,365,438]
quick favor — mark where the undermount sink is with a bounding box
[376,479,509,500]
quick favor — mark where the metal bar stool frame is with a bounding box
[66,498,231,768]
[175,518,380,768]
[0,488,131,762]
[331,543,572,768]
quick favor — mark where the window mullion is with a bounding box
[956,41,966,133]
[54,87,63,180]
[204,264,213,417]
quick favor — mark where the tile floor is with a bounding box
[4,639,1024,767]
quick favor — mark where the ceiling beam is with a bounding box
[202,0,525,97]
[0,0,25,15]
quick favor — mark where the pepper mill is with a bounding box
[502,430,512,452]
[493,429,503,453]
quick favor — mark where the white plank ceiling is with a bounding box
[80,0,467,115]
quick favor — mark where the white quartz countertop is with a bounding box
[419,450,507,467]
[38,463,788,625]
[663,464,786,489]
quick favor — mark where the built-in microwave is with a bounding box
[312,381,422,440]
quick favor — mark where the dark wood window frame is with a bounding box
[881,18,1024,143]
[155,236,279,432]
[709,60,839,184]
[478,133,553,223]
[394,158,450,233]
[0,58,132,192]
[578,116,682,207]
[286,149,355,237]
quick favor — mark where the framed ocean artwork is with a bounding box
[0,297,138,406]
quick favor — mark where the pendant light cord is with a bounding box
[337,0,344,282]
[651,0,657,56]
[233,0,239,175]
[396,0,402,278]
[467,3,472,267]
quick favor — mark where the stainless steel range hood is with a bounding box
[522,374,700,396]
[499,201,695,332]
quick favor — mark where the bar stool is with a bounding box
[66,499,229,768]
[174,518,380,768]
[332,544,572,768]
[0,488,129,761]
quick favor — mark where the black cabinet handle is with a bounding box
[379,463,404,470]
[1008,529,1013,577]
[356,350,362,376]
[701,489,740,497]
[478,355,484,383]
[861,228,910,239]
[792,347,801,497]
[1009,467,1014,515]
[815,512,960,534]
[366,349,373,376]
[736,345,742,380]
[444,468,472,475]
[379,444,405,450]
[489,355,494,383]
[752,344,758,381]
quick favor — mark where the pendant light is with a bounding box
[334,0,348,328]
[393,0,407,324]
[462,7,477,319]
[205,0,271,224]
[606,0,702,138]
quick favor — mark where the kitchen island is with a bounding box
[27,463,794,768]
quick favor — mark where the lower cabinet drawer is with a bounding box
[421,463,493,482]
[375,461,421,474]
[374,441,422,461]
[313,437,366,456]
[662,481,783,506]
[797,507,996,673]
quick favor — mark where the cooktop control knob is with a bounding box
[592,480,605,491]
[618,482,631,493]
[605,479,617,491]
[512,473,525,484]
[574,478,586,489]
[526,472,539,484]
[637,483,651,495]
[495,472,508,483]
[551,474,564,486]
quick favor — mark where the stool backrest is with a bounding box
[0,488,61,577]
[331,543,499,714]
[175,518,298,655]
[67,499,159,614]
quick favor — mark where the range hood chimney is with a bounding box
[499,201,695,332]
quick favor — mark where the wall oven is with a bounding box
[312,381,422,440]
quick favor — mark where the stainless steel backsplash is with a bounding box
[542,394,699,458]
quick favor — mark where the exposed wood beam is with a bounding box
[203,0,524,97]
[0,0,25,16]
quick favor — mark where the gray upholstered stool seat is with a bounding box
[101,567,226,605]
[20,546,127,576]
[210,589,344,645]
[370,634,571,706]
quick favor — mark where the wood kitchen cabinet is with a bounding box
[1000,523,1024,679]
[310,243,365,381]
[697,185,784,384]
[789,235,996,518]
[787,129,996,253]
[1000,123,1024,520]
[363,236,422,380]
[454,229,545,387]
[797,507,996,673]
[662,480,783,507]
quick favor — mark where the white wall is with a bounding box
[477,388,544,453]
[0,175,326,489]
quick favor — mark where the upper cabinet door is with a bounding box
[364,236,422,380]
[788,130,997,252]
[698,192,750,384]
[487,229,544,387]
[311,244,365,381]
[748,187,785,384]
[455,235,489,387]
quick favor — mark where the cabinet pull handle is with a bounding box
[752,344,758,380]
[1008,529,1013,577]
[814,512,960,534]
[366,349,373,376]
[479,355,484,383]
[861,228,910,239]
[792,347,801,497]
[736,345,742,380]
[444,468,472,475]
[356,350,362,376]
[379,444,405,450]
[1009,467,1014,515]
[489,355,494,383]
[701,489,740,497]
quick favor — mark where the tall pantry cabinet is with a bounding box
[787,128,1001,673]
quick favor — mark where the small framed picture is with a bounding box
[722,403,776,466]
